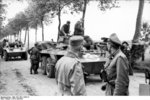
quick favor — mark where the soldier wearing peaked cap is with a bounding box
[104,33,130,96]
[55,36,86,96]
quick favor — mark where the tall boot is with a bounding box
[30,66,33,74]
[33,64,37,74]
[34,63,39,74]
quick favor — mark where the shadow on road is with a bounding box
[1,58,28,62]
[12,69,37,96]
[85,75,103,85]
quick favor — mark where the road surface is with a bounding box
[0,56,147,96]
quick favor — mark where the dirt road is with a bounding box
[0,56,146,96]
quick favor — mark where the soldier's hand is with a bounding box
[104,58,111,68]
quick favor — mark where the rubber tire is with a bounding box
[24,52,28,60]
[46,57,55,78]
[4,51,8,61]
[41,56,47,75]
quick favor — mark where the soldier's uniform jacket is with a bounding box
[28,47,40,64]
[74,21,84,36]
[121,47,130,61]
[55,50,86,96]
[105,49,129,96]
[59,24,70,36]
[58,24,70,43]
[83,36,93,50]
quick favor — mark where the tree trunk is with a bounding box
[27,28,30,50]
[8,35,10,42]
[132,0,144,43]
[82,0,87,35]
[17,33,19,40]
[57,3,61,42]
[7,35,9,40]
[9,35,11,42]
[10,35,12,42]
[131,0,145,68]
[0,0,2,38]
[15,34,17,40]
[35,24,37,42]
[20,30,22,42]
[24,27,28,45]
[41,20,44,41]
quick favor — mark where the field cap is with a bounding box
[69,36,84,48]
[108,33,121,46]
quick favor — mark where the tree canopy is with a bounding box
[1,0,120,41]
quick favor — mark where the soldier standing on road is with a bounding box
[28,42,40,74]
[121,41,133,75]
[55,36,86,96]
[104,33,129,96]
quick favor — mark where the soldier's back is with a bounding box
[30,47,39,60]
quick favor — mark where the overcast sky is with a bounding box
[3,0,150,43]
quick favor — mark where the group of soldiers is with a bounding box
[55,33,130,96]
[27,19,91,75]
[28,19,133,96]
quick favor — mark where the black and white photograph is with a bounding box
[0,0,150,98]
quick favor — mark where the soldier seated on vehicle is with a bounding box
[14,39,20,48]
[58,21,71,43]
[18,41,23,47]
[5,40,9,47]
[28,42,40,74]
[73,19,84,36]
[9,43,15,48]
[83,35,94,50]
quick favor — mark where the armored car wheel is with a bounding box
[41,56,47,75]
[46,57,55,78]
[24,52,28,60]
[4,51,8,61]
[21,52,28,60]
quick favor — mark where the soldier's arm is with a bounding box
[69,62,86,96]
[27,49,31,55]
[113,57,129,95]
[60,25,66,36]
[28,47,33,55]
